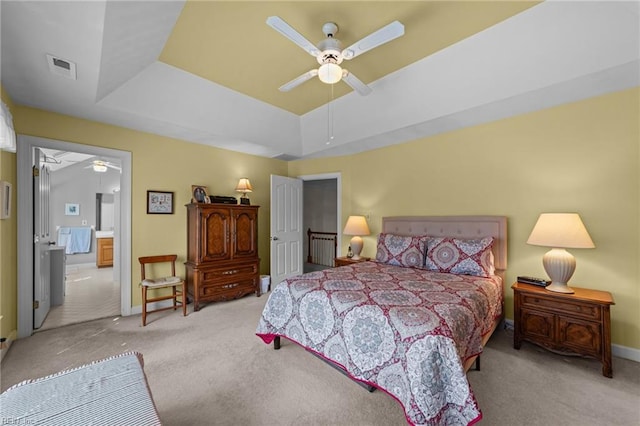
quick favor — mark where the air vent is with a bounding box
[46,54,77,80]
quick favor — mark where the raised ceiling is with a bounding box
[1,1,638,160]
[160,1,538,115]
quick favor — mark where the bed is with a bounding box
[256,216,507,425]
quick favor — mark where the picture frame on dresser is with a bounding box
[147,190,174,214]
[191,185,209,203]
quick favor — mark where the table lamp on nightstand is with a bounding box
[343,215,370,260]
[526,213,595,294]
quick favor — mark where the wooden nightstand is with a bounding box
[512,282,615,377]
[335,256,371,267]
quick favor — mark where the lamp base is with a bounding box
[542,248,576,294]
[545,282,575,294]
[350,236,364,260]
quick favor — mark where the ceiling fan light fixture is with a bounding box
[318,63,342,84]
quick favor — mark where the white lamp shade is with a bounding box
[235,178,253,194]
[527,213,595,248]
[318,63,343,84]
[343,216,370,236]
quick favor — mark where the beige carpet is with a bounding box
[2,294,639,425]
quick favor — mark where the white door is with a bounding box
[270,175,303,288]
[33,148,52,328]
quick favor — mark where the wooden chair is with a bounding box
[139,254,187,326]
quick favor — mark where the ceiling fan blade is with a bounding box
[105,163,121,171]
[341,70,372,96]
[341,21,404,60]
[279,69,319,92]
[266,16,320,57]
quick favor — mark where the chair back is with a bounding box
[139,254,178,281]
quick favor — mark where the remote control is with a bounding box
[517,276,551,286]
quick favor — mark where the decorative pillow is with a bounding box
[375,233,428,268]
[424,237,495,277]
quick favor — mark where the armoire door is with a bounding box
[232,207,258,259]
[202,207,232,262]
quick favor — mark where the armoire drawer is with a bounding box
[201,263,258,282]
[200,279,256,298]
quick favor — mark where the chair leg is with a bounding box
[172,286,177,311]
[142,286,147,327]
[181,282,187,317]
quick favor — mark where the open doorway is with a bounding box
[16,135,132,339]
[268,173,340,288]
[300,173,341,273]
[36,148,122,331]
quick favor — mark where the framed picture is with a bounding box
[65,203,80,216]
[0,180,11,219]
[147,190,174,214]
[191,185,210,203]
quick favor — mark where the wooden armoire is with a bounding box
[185,203,260,311]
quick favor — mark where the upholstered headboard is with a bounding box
[381,216,508,273]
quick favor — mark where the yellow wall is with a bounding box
[0,87,17,341]
[289,88,640,350]
[2,86,638,351]
[9,106,287,310]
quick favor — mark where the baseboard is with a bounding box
[502,318,639,362]
[612,344,640,363]
[503,318,514,331]
[0,329,17,363]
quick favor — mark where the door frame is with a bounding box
[299,172,342,256]
[16,135,132,338]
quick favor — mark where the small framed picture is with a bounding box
[191,185,210,203]
[0,181,11,219]
[65,203,80,216]
[147,190,174,214]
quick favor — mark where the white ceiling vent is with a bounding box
[46,54,77,80]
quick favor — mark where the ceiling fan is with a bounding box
[266,16,404,95]
[85,160,121,173]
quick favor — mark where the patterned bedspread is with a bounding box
[256,261,503,425]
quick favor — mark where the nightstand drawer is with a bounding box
[521,294,601,321]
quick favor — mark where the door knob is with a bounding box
[271,236,279,241]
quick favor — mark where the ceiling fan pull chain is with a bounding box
[327,84,335,143]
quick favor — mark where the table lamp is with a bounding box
[526,213,595,293]
[235,178,252,205]
[343,215,370,260]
